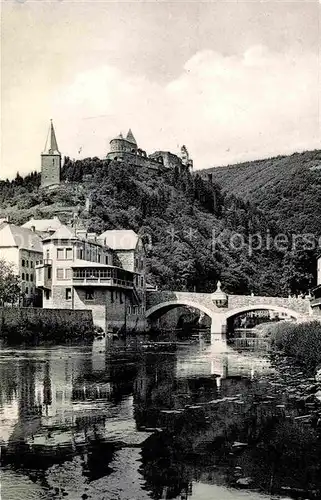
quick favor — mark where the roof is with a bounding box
[42,224,77,242]
[43,224,109,248]
[43,120,60,155]
[113,133,123,140]
[22,217,62,233]
[99,229,139,250]
[71,260,113,268]
[126,129,137,145]
[71,260,132,273]
[0,223,43,253]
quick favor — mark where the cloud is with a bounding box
[1,45,319,177]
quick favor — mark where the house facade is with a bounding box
[0,222,43,305]
[35,225,146,333]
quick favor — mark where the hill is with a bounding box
[0,157,315,296]
[204,150,321,235]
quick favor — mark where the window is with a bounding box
[21,272,25,280]
[57,268,64,279]
[26,261,29,268]
[65,268,72,279]
[48,267,52,280]
[105,255,109,265]
[140,277,144,288]
[22,259,25,267]
[44,290,51,300]
[85,290,94,301]
[25,287,29,295]
[77,247,84,259]
[66,288,72,300]
[98,253,101,263]
[66,248,73,260]
[26,273,29,281]
[135,258,139,269]
[46,249,50,260]
[57,248,64,260]
[30,261,34,268]
[30,274,34,282]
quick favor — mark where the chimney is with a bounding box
[76,229,88,240]
[87,232,97,242]
[31,225,36,232]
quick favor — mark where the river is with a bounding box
[0,338,320,500]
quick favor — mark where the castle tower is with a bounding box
[126,129,137,146]
[41,120,61,188]
[180,144,193,171]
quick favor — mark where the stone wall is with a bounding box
[74,288,146,333]
[41,154,61,188]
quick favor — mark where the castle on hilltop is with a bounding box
[41,122,193,188]
[106,129,193,172]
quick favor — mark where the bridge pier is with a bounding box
[210,313,227,345]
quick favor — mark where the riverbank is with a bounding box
[0,307,95,344]
[264,320,321,437]
[269,320,321,372]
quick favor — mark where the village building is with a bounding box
[0,221,43,305]
[35,224,146,333]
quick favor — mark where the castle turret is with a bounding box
[126,129,137,146]
[180,145,193,171]
[41,120,61,188]
[107,129,138,160]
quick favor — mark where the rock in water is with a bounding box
[236,477,253,487]
[315,367,321,382]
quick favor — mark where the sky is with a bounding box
[1,0,320,179]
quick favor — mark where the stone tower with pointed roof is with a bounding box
[41,120,61,188]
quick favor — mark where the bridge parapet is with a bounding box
[146,290,220,313]
[228,295,311,315]
[146,291,311,316]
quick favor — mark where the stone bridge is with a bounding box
[146,290,312,337]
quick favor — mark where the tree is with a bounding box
[0,259,21,306]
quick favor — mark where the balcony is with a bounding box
[72,268,134,289]
[35,260,52,290]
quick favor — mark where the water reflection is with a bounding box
[0,340,320,499]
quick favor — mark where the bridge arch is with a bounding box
[146,300,215,323]
[225,304,301,321]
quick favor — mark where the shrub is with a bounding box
[270,320,321,371]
